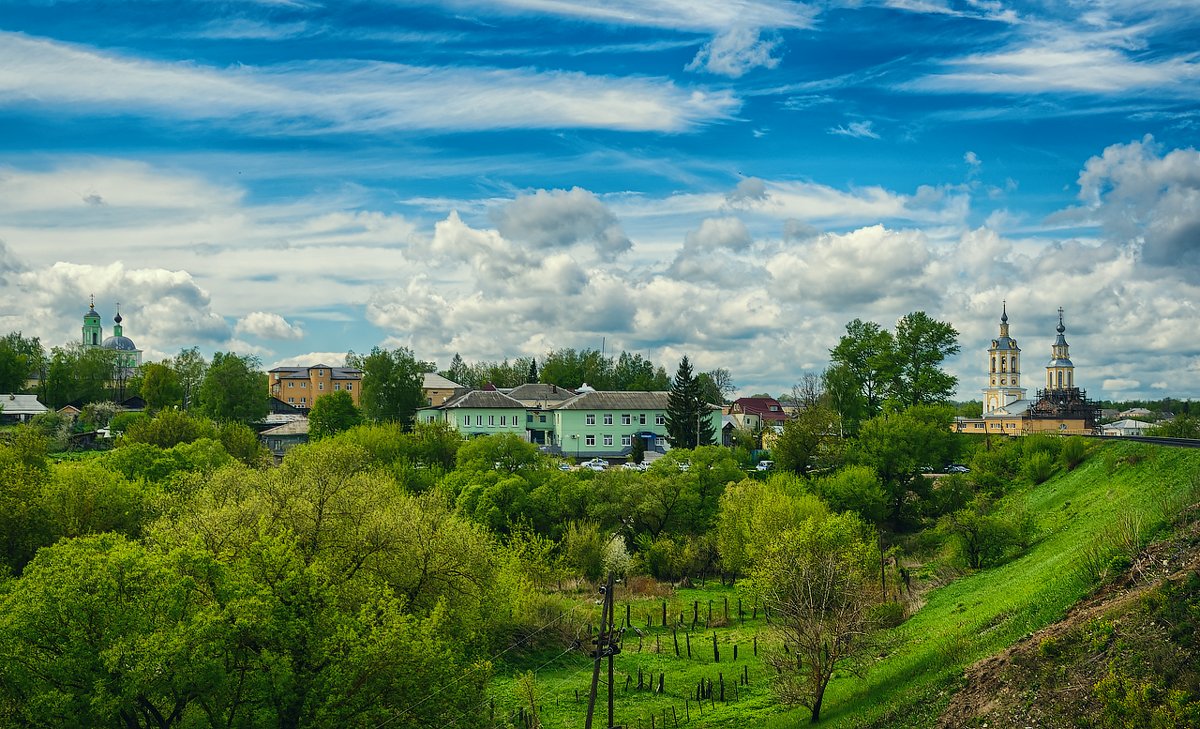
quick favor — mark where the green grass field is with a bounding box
[490,442,1200,728]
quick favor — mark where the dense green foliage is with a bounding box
[4,372,1199,729]
[196,352,268,425]
[307,388,362,439]
[351,345,430,425]
[0,332,43,393]
[826,313,959,433]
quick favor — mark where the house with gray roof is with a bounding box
[0,393,49,424]
[546,390,721,461]
[418,389,529,439]
[506,383,575,445]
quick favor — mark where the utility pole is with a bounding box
[585,573,621,729]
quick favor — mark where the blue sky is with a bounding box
[1,0,1199,400]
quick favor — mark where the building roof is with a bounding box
[101,335,138,351]
[423,372,462,389]
[441,389,526,409]
[0,393,49,416]
[1104,419,1154,430]
[261,419,310,436]
[730,396,789,421]
[507,383,576,406]
[269,365,362,379]
[982,399,1033,418]
[552,390,672,410]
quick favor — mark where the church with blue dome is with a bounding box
[81,296,143,371]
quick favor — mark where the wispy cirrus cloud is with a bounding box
[0,31,739,133]
[829,120,880,139]
[427,0,816,33]
[907,31,1200,96]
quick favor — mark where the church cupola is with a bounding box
[1046,307,1075,390]
[82,294,103,347]
[983,300,1026,413]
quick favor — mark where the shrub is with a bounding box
[562,520,604,581]
[108,411,147,435]
[121,410,217,449]
[1024,451,1055,484]
[816,465,888,523]
[1060,435,1088,470]
[939,496,1026,569]
[871,601,907,629]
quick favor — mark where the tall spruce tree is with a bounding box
[665,356,716,448]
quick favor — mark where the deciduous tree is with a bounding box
[891,311,960,407]
[753,512,883,723]
[196,352,267,425]
[351,346,431,425]
[308,389,362,440]
[0,332,43,393]
[139,361,183,411]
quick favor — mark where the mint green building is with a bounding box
[547,390,722,461]
[418,389,527,438]
[417,386,723,461]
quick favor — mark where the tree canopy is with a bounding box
[0,332,43,394]
[352,346,430,425]
[196,352,267,425]
[307,389,362,439]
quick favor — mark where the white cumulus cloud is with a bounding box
[235,311,305,340]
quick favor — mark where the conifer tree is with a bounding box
[665,356,716,448]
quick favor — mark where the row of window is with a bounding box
[461,414,520,427]
[283,380,354,391]
[583,413,665,426]
[583,434,633,447]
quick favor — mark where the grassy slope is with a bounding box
[790,442,1200,728]
[490,442,1200,728]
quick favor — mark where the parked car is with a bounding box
[581,458,608,471]
[945,463,970,474]
[621,462,646,471]
[755,460,775,472]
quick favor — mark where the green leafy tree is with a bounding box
[120,409,218,448]
[352,346,430,425]
[814,465,888,523]
[0,534,209,727]
[538,348,612,390]
[665,356,716,448]
[848,405,957,522]
[308,389,362,440]
[196,352,267,425]
[139,361,183,411]
[753,511,884,723]
[717,475,828,577]
[41,344,116,408]
[217,421,268,466]
[441,352,470,387]
[891,311,961,407]
[0,332,44,393]
[774,404,843,476]
[939,496,1030,568]
[1150,414,1200,439]
[696,371,724,408]
[829,319,896,425]
[170,347,207,410]
[612,351,668,391]
[0,428,52,573]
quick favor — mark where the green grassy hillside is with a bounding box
[791,441,1200,728]
[489,442,1200,728]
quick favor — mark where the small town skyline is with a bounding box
[2,2,1198,401]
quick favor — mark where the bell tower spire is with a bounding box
[983,301,1025,413]
[1047,307,1075,391]
[82,295,103,347]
